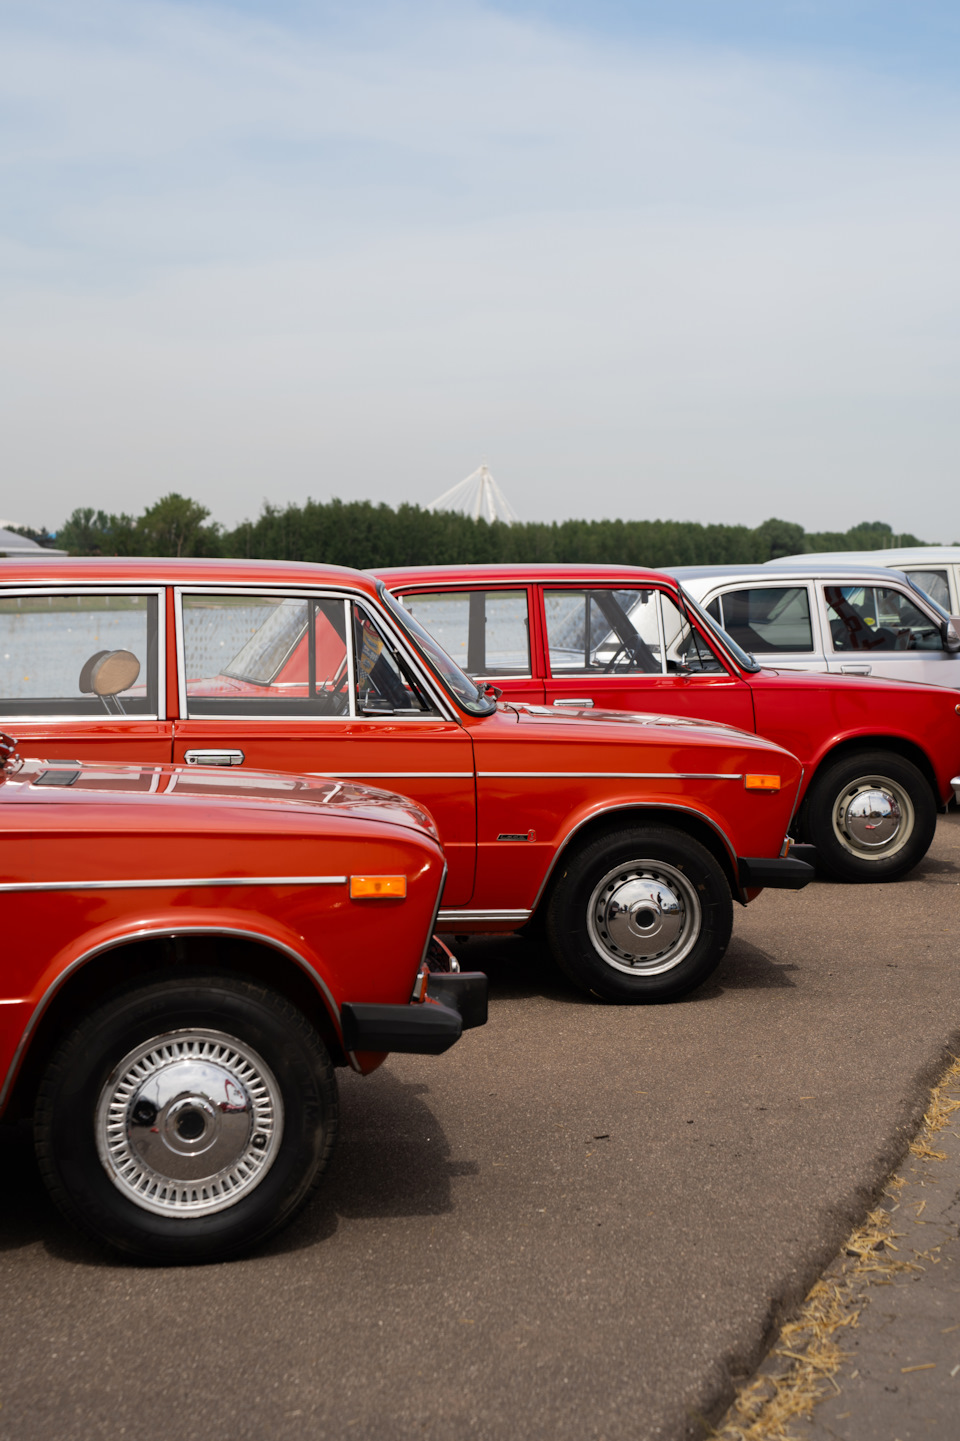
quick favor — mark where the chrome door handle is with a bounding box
[183,749,245,766]
[840,665,871,675]
[552,698,594,708]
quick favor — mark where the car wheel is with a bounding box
[35,972,338,1264]
[806,751,937,883]
[544,826,733,1002]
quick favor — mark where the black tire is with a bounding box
[543,826,733,1002]
[805,750,937,883]
[35,973,338,1264]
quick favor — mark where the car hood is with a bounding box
[0,758,439,838]
[499,700,758,744]
[748,666,951,698]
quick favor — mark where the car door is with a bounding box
[540,585,755,730]
[701,583,828,674]
[171,586,477,903]
[0,586,172,764]
[394,586,545,705]
[820,581,959,687]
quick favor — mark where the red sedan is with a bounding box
[0,556,810,1005]
[377,563,960,883]
[0,730,484,1263]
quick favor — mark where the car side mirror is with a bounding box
[943,618,960,653]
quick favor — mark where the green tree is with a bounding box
[753,518,807,561]
[57,507,138,555]
[135,493,221,557]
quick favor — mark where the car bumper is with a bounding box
[737,855,815,891]
[340,971,488,1056]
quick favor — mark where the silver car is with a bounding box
[665,564,960,689]
[771,546,960,616]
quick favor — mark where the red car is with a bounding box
[0,730,485,1263]
[0,557,810,1005]
[377,563,960,883]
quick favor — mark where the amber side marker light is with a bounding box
[745,774,781,792]
[350,875,407,899]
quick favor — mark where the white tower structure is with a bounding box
[427,465,519,524]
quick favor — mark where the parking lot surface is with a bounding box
[2,815,959,1441]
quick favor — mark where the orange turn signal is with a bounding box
[349,874,407,899]
[745,774,781,791]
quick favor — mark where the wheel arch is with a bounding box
[3,928,347,1123]
[531,803,741,913]
[800,734,942,821]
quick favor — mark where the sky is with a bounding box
[2,1,959,537]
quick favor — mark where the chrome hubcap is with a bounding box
[833,777,914,860]
[96,1030,283,1217]
[587,860,701,975]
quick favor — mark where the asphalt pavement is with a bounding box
[2,815,959,1441]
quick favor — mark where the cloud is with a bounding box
[2,1,959,533]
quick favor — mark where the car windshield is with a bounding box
[379,586,498,715]
[679,587,762,672]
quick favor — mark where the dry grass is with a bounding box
[709,1055,960,1441]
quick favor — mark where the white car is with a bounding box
[665,563,960,689]
[772,547,960,615]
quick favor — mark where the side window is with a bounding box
[0,592,160,717]
[351,605,437,714]
[904,569,950,611]
[182,593,350,715]
[658,593,726,673]
[400,590,531,676]
[715,587,814,653]
[544,589,665,675]
[824,586,943,652]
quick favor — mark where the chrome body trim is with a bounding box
[0,875,348,894]
[0,585,167,722]
[0,924,343,1112]
[478,771,743,780]
[437,909,531,923]
[307,770,474,779]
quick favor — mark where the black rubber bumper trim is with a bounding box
[341,999,464,1056]
[738,855,815,891]
[425,971,488,1030]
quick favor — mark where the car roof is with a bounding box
[0,555,381,595]
[667,563,912,583]
[773,548,960,565]
[374,563,677,588]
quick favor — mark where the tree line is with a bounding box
[15,494,928,568]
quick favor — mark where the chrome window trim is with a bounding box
[394,584,535,680]
[0,875,349,894]
[0,585,166,721]
[350,597,455,719]
[707,580,821,657]
[174,585,459,724]
[0,924,345,1111]
[471,674,536,682]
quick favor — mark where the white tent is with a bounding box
[427,465,519,525]
[0,525,67,557]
